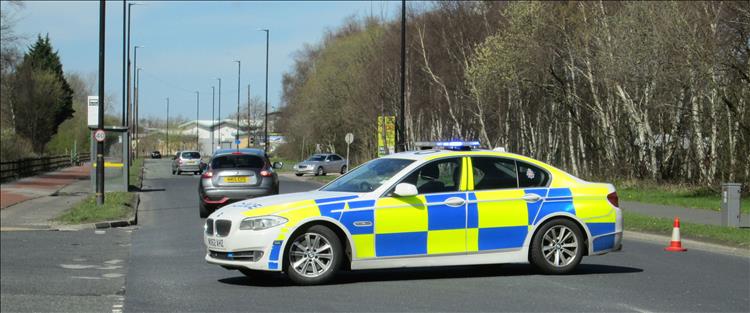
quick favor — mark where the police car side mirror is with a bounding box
[393,183,418,197]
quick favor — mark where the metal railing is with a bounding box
[0,154,88,183]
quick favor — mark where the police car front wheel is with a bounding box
[285,225,342,285]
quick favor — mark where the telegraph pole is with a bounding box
[96,0,106,205]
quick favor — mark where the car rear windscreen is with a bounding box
[181,152,201,159]
[211,155,265,169]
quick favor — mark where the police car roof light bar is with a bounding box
[414,140,481,151]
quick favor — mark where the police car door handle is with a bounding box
[443,197,465,207]
[522,194,542,203]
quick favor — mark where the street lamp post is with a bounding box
[211,85,215,154]
[165,97,169,154]
[121,1,126,126]
[195,91,200,150]
[247,84,255,148]
[135,67,142,157]
[216,78,222,149]
[259,29,269,152]
[133,45,143,158]
[234,60,241,148]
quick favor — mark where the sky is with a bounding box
[4,1,400,122]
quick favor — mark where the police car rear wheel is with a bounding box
[530,218,583,274]
[286,225,342,285]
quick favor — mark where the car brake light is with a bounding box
[260,170,272,177]
[201,171,213,179]
[607,192,619,208]
[232,151,243,155]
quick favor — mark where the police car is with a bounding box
[204,141,622,285]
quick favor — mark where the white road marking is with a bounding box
[60,264,96,269]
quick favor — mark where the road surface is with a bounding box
[2,159,748,312]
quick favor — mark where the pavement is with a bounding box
[0,164,90,209]
[0,165,91,231]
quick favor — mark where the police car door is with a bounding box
[373,157,467,258]
[465,157,531,252]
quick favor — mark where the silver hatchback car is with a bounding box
[172,151,203,175]
[198,149,282,218]
[293,153,347,176]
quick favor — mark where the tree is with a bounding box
[9,35,74,153]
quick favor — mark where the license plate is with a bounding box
[224,176,248,183]
[207,238,224,249]
[187,161,197,164]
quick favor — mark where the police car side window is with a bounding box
[400,158,462,194]
[517,162,549,187]
[471,157,518,190]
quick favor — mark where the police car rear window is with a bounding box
[517,162,549,187]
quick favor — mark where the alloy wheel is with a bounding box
[289,233,334,278]
[541,225,579,268]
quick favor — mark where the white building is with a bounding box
[178,119,263,155]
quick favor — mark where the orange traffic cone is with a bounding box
[664,216,687,252]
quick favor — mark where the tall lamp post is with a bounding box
[195,91,200,150]
[397,0,406,152]
[211,85,215,154]
[259,29,269,152]
[165,97,170,154]
[233,60,241,148]
[135,67,142,157]
[216,78,222,149]
[247,84,255,148]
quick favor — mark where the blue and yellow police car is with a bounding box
[204,141,622,285]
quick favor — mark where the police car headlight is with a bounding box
[239,216,288,231]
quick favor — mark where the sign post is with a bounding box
[344,133,353,174]
[96,0,106,205]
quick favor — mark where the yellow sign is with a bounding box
[377,116,396,156]
[92,162,124,168]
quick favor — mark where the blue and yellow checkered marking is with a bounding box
[261,184,614,261]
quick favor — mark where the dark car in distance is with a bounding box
[151,151,162,159]
[198,148,283,218]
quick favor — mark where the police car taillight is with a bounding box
[607,192,619,208]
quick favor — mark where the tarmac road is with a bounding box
[121,159,749,312]
[4,159,746,312]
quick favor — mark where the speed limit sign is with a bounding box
[94,129,106,142]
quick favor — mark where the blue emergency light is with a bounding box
[415,140,481,151]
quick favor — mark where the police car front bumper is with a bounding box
[204,222,285,272]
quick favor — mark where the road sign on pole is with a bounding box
[345,133,353,174]
[94,129,106,142]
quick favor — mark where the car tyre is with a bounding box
[172,169,176,175]
[295,173,303,177]
[199,201,210,218]
[340,165,347,174]
[530,218,584,275]
[285,225,343,285]
[315,167,324,176]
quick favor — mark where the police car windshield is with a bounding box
[321,158,414,193]
[306,155,326,161]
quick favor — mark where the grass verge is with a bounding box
[57,192,136,224]
[129,157,143,189]
[616,181,749,214]
[624,211,750,248]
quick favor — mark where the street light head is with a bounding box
[135,45,145,48]
[233,60,241,63]
[257,28,269,32]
